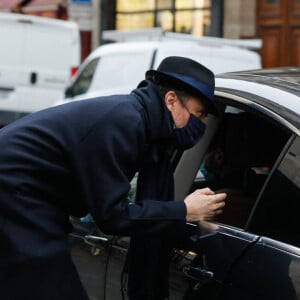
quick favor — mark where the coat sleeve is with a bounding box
[70,104,187,239]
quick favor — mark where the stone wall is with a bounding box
[223,0,256,39]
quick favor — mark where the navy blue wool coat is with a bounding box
[0,80,187,299]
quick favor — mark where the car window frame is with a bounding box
[67,57,100,98]
[175,93,295,229]
[246,134,300,246]
[219,95,298,225]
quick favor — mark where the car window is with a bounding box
[248,136,300,247]
[68,58,100,97]
[191,104,291,228]
[89,53,152,91]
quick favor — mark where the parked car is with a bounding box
[56,29,261,106]
[69,66,300,300]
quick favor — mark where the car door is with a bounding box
[69,97,299,300]
[69,216,111,300]
[228,135,300,300]
[175,98,298,299]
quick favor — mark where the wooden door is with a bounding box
[288,0,300,65]
[257,0,300,67]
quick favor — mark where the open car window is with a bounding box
[190,103,291,229]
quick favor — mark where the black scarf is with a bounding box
[123,143,176,300]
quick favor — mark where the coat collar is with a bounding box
[131,80,174,143]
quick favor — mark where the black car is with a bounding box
[70,67,300,300]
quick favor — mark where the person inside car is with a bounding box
[0,56,226,300]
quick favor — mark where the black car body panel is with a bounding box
[224,237,300,300]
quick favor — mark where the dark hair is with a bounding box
[150,76,190,105]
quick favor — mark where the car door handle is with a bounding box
[183,265,215,291]
[183,265,214,281]
[84,234,110,248]
[30,72,37,84]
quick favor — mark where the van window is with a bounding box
[68,58,100,97]
[248,137,300,247]
[191,105,290,228]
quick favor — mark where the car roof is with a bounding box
[215,67,300,130]
[87,40,260,62]
[0,12,78,30]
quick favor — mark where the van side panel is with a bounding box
[23,21,81,88]
[155,42,261,74]
[0,17,25,88]
[0,13,81,125]
[89,48,155,92]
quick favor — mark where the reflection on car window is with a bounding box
[192,105,290,228]
[248,137,300,247]
[70,58,100,97]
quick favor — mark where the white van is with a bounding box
[59,29,261,104]
[0,13,81,126]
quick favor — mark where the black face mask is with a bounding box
[173,114,206,150]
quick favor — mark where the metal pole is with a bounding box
[209,0,224,37]
[92,0,101,49]
[172,0,176,32]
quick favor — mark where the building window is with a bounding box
[116,0,212,36]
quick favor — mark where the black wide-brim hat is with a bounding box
[146,56,218,115]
